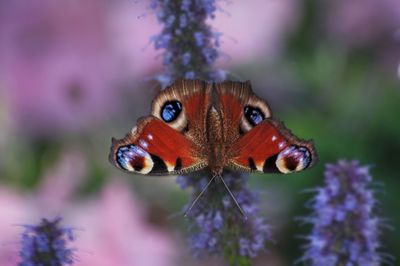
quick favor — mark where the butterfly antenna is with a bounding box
[219,174,248,220]
[184,174,217,218]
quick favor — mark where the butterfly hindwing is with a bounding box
[228,119,317,174]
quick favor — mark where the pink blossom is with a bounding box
[0,147,178,266]
[214,0,300,66]
[70,179,177,266]
[5,51,120,135]
[0,0,131,136]
[108,0,162,78]
[326,0,400,47]
[0,0,302,137]
[38,149,88,211]
[326,0,400,74]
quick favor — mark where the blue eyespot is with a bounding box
[275,145,312,173]
[244,105,265,126]
[161,101,182,122]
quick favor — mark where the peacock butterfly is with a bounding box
[109,79,317,177]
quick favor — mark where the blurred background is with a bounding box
[0,0,399,265]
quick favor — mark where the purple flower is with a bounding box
[182,52,191,66]
[177,172,271,260]
[179,14,188,28]
[180,0,191,12]
[300,160,384,266]
[194,32,205,46]
[184,71,195,79]
[150,0,223,86]
[19,217,75,266]
[166,15,176,27]
[154,34,172,49]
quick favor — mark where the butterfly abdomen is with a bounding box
[205,105,232,175]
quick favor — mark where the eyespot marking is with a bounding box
[160,100,182,123]
[275,145,311,174]
[116,145,154,174]
[244,105,265,127]
[285,156,298,171]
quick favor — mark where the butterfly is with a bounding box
[109,79,317,177]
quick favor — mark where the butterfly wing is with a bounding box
[109,117,206,175]
[109,79,211,175]
[215,80,272,137]
[215,81,316,174]
[228,119,317,174]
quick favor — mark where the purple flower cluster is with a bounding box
[19,217,75,266]
[301,160,382,266]
[177,172,271,260]
[152,0,270,262]
[150,0,225,86]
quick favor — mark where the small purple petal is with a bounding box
[213,211,223,229]
[179,14,187,28]
[194,32,204,46]
[182,52,191,66]
[184,71,195,79]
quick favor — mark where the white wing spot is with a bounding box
[278,141,286,149]
[139,139,148,149]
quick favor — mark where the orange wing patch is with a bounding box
[228,119,317,174]
[109,117,206,175]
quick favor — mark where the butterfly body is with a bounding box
[203,105,236,176]
[109,79,317,176]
